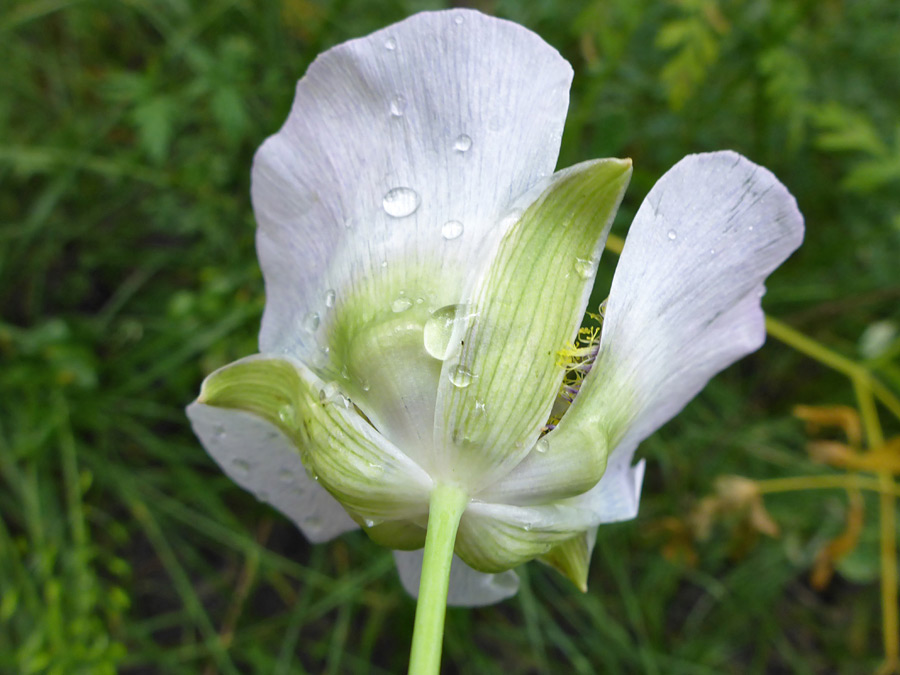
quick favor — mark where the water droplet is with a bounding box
[449,365,473,388]
[381,260,388,268]
[573,256,597,279]
[278,468,294,484]
[303,464,319,482]
[598,298,609,318]
[231,459,250,476]
[324,289,336,308]
[364,518,376,528]
[424,304,470,360]
[360,379,371,392]
[522,522,533,532]
[667,229,677,241]
[213,424,226,439]
[278,405,295,426]
[340,365,350,380]
[382,187,420,218]
[384,37,396,50]
[453,14,464,25]
[499,208,523,230]
[535,437,550,454]
[343,217,354,229]
[258,490,269,501]
[748,225,755,232]
[453,134,472,152]
[303,312,320,333]
[365,462,384,478]
[389,94,406,117]
[319,381,340,404]
[709,248,716,256]
[391,296,413,313]
[311,347,330,368]
[442,220,463,240]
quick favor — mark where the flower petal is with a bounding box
[253,9,572,363]
[393,550,520,606]
[186,402,356,543]
[534,151,804,471]
[455,447,644,574]
[192,355,434,524]
[431,159,632,490]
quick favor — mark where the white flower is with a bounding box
[187,10,803,606]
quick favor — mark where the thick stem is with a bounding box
[407,483,468,675]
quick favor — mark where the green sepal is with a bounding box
[437,158,632,491]
[198,355,433,522]
[538,529,596,592]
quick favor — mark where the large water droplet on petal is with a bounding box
[535,437,550,454]
[423,304,470,360]
[449,365,473,388]
[277,405,295,426]
[303,312,320,333]
[324,289,336,308]
[441,220,463,240]
[383,187,420,217]
[453,134,472,152]
[391,296,412,313]
[389,94,406,117]
[573,256,597,279]
[384,37,396,50]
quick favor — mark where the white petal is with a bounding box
[563,443,645,524]
[187,402,356,543]
[561,151,804,452]
[393,550,520,607]
[252,9,572,359]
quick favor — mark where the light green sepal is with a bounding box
[454,501,594,573]
[199,355,433,522]
[436,159,632,491]
[538,529,596,592]
[364,519,427,550]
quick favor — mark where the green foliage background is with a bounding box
[1,0,899,672]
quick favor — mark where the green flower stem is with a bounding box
[408,483,468,675]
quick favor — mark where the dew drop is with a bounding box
[365,462,385,478]
[303,312,320,333]
[278,468,294,484]
[424,304,469,360]
[453,134,472,152]
[213,424,226,439]
[667,229,677,241]
[709,248,716,256]
[343,217,354,229]
[382,187,420,217]
[324,289,336,308]
[441,220,463,240]
[391,296,413,313]
[231,458,250,476]
[318,381,340,404]
[748,225,755,232]
[453,14,464,25]
[573,256,597,279]
[389,94,406,117]
[364,518,376,528]
[311,346,329,368]
[277,405,295,426]
[384,37,396,50]
[449,365,473,388]
[535,437,550,454]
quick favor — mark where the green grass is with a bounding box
[1,0,899,672]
